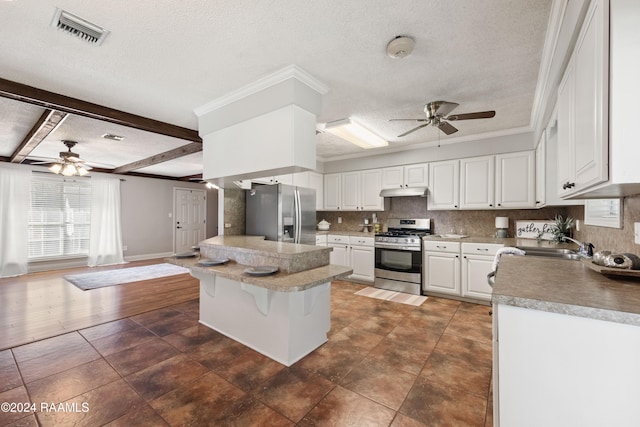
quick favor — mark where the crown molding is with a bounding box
[194,64,329,117]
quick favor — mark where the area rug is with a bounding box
[355,287,427,306]
[64,263,190,291]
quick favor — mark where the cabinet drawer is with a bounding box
[422,241,461,253]
[315,234,327,245]
[349,236,374,247]
[461,243,504,256]
[327,234,349,244]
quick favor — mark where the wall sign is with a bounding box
[515,221,556,240]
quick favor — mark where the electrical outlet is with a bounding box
[635,222,640,244]
[338,217,342,224]
[122,245,128,251]
[575,220,581,232]
[224,223,232,228]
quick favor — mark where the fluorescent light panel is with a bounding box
[324,118,388,149]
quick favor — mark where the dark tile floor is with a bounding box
[0,280,493,426]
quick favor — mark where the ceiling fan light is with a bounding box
[77,166,89,176]
[61,163,77,176]
[324,118,388,149]
[49,163,63,174]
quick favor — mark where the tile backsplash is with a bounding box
[316,196,570,238]
[570,195,640,255]
[229,188,640,255]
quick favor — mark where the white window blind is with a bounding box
[584,199,622,228]
[28,174,92,260]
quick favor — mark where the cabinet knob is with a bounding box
[498,203,502,207]
[489,204,493,207]
[454,205,458,208]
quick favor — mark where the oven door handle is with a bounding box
[374,243,421,251]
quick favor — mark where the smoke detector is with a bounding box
[386,36,415,59]
[51,8,109,45]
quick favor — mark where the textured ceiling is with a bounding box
[0,0,552,175]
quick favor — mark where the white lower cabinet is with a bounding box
[423,241,461,296]
[461,243,503,301]
[494,304,640,426]
[423,240,503,302]
[328,234,374,282]
[315,234,327,246]
[350,237,375,282]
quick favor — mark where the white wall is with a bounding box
[0,163,217,270]
[119,175,218,260]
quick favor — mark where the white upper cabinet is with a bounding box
[382,163,429,189]
[557,0,609,197]
[495,151,536,209]
[460,156,495,209]
[430,152,534,211]
[535,130,546,207]
[428,160,460,210]
[324,170,383,211]
[360,169,384,210]
[294,171,324,210]
[341,171,361,211]
[323,173,341,210]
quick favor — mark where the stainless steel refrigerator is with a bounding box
[245,183,316,245]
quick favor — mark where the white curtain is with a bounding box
[88,175,125,266]
[0,165,31,277]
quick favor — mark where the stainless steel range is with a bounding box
[374,218,431,295]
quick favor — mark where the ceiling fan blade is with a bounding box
[85,161,115,169]
[446,111,496,121]
[438,121,458,135]
[398,123,430,137]
[388,119,429,122]
[434,101,459,117]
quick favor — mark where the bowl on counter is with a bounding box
[317,220,331,231]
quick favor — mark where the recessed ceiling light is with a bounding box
[102,133,124,141]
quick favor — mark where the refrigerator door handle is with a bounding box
[294,188,301,244]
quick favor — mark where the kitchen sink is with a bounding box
[516,246,583,260]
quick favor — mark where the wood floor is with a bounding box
[0,259,199,351]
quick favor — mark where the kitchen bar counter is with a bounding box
[170,256,352,292]
[169,236,351,366]
[198,235,332,273]
[493,255,640,326]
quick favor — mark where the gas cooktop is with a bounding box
[375,218,431,238]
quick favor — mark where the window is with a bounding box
[584,199,622,229]
[28,174,91,260]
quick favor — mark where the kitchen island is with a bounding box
[171,236,352,366]
[492,255,640,427]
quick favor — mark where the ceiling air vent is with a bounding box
[51,8,109,45]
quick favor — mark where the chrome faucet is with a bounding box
[562,236,594,257]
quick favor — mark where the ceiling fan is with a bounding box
[31,140,113,176]
[390,101,496,137]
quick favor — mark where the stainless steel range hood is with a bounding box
[379,187,428,197]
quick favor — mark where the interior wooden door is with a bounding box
[174,188,206,254]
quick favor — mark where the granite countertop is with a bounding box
[201,235,329,255]
[316,230,376,237]
[422,235,578,250]
[198,235,332,273]
[492,255,640,326]
[170,256,352,292]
